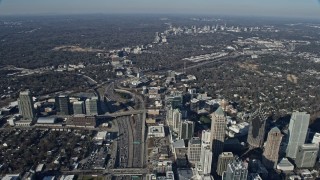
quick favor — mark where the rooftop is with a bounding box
[214,106,224,116]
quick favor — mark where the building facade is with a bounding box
[295,144,319,168]
[85,97,99,115]
[73,101,85,115]
[199,129,212,175]
[262,127,283,169]
[18,90,35,120]
[56,95,71,115]
[187,137,202,165]
[210,107,226,168]
[247,107,268,149]
[217,152,234,176]
[67,115,97,128]
[172,108,182,132]
[223,159,248,180]
[286,112,310,159]
[200,146,212,175]
[179,120,194,140]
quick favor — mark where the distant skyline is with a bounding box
[0,0,320,19]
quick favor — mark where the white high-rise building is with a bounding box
[73,101,85,115]
[187,137,202,164]
[199,130,212,175]
[200,146,213,175]
[166,106,174,128]
[201,130,211,146]
[295,143,319,168]
[312,133,320,145]
[286,112,310,159]
[172,108,182,132]
[18,90,35,120]
[85,97,99,115]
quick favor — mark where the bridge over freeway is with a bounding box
[98,109,146,118]
[105,168,149,175]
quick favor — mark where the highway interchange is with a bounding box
[103,81,147,178]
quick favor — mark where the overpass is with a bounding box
[99,109,146,118]
[105,168,149,175]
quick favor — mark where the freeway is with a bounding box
[62,168,148,175]
[183,52,240,71]
[103,80,147,169]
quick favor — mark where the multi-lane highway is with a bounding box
[103,81,147,175]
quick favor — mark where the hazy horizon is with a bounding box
[0,0,320,19]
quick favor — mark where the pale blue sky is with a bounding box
[0,0,319,18]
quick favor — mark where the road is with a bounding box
[100,109,146,118]
[62,168,148,175]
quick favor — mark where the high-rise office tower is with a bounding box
[217,152,234,176]
[262,127,283,169]
[295,144,319,168]
[73,101,85,115]
[187,137,202,164]
[85,97,99,115]
[165,91,183,109]
[18,90,35,120]
[172,108,182,132]
[210,107,226,167]
[201,130,211,147]
[199,130,212,175]
[223,158,248,180]
[200,146,213,175]
[286,112,310,159]
[247,107,268,149]
[312,133,320,158]
[56,95,71,115]
[312,133,320,145]
[166,106,174,128]
[179,120,194,140]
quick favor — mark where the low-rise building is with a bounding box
[148,125,165,137]
[36,117,57,124]
[277,158,294,171]
[67,115,96,128]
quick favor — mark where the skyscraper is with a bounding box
[56,95,71,115]
[201,130,211,147]
[200,146,212,175]
[286,112,310,159]
[18,90,35,120]
[166,106,174,128]
[210,107,226,167]
[187,137,202,164]
[247,107,268,149]
[223,158,248,180]
[217,152,234,176]
[73,101,85,115]
[179,120,194,140]
[85,97,99,115]
[172,108,182,132]
[199,130,212,175]
[262,127,283,169]
[295,144,319,168]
